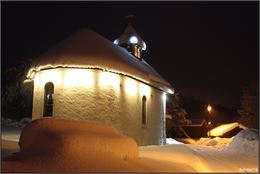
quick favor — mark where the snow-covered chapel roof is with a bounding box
[29,28,174,93]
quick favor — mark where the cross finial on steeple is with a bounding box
[125,14,135,25]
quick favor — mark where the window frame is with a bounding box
[141,95,147,126]
[43,82,54,117]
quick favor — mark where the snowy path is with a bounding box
[189,145,243,172]
[1,126,22,142]
[139,144,258,172]
[188,145,258,172]
[139,144,209,172]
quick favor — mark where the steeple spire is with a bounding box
[113,15,146,59]
[125,14,134,25]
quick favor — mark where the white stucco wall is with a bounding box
[32,68,166,146]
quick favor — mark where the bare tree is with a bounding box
[166,93,191,137]
[1,59,33,120]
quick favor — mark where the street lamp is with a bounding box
[207,104,212,137]
[207,105,212,113]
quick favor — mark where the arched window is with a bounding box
[43,82,54,117]
[142,96,147,125]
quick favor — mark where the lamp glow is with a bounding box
[167,89,174,94]
[99,71,120,89]
[162,93,167,101]
[139,84,150,96]
[113,39,119,45]
[207,105,212,113]
[64,69,94,87]
[30,71,36,79]
[125,78,137,96]
[35,69,62,86]
[27,69,36,79]
[129,36,138,44]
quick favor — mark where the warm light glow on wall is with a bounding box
[167,89,174,94]
[124,78,137,96]
[64,69,94,87]
[99,71,120,89]
[162,92,167,102]
[28,70,36,79]
[139,83,150,96]
[34,73,40,86]
[35,69,62,86]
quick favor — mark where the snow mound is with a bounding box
[225,128,258,157]
[19,118,139,160]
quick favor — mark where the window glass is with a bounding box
[142,96,147,125]
[43,82,54,117]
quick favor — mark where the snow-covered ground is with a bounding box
[1,118,259,173]
[1,117,30,141]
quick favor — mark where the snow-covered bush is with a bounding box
[225,128,258,157]
[18,118,139,161]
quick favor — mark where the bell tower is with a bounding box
[114,15,146,59]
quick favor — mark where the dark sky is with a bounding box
[2,2,259,110]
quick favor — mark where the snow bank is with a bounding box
[2,119,258,172]
[225,129,258,157]
[2,137,258,172]
[196,128,259,156]
[19,118,139,160]
[1,117,31,128]
[1,118,20,127]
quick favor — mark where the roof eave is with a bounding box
[26,65,174,94]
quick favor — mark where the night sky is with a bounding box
[2,2,259,110]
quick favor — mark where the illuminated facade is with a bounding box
[27,26,174,145]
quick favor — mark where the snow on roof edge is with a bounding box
[208,122,247,137]
[26,65,174,94]
[28,28,174,94]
